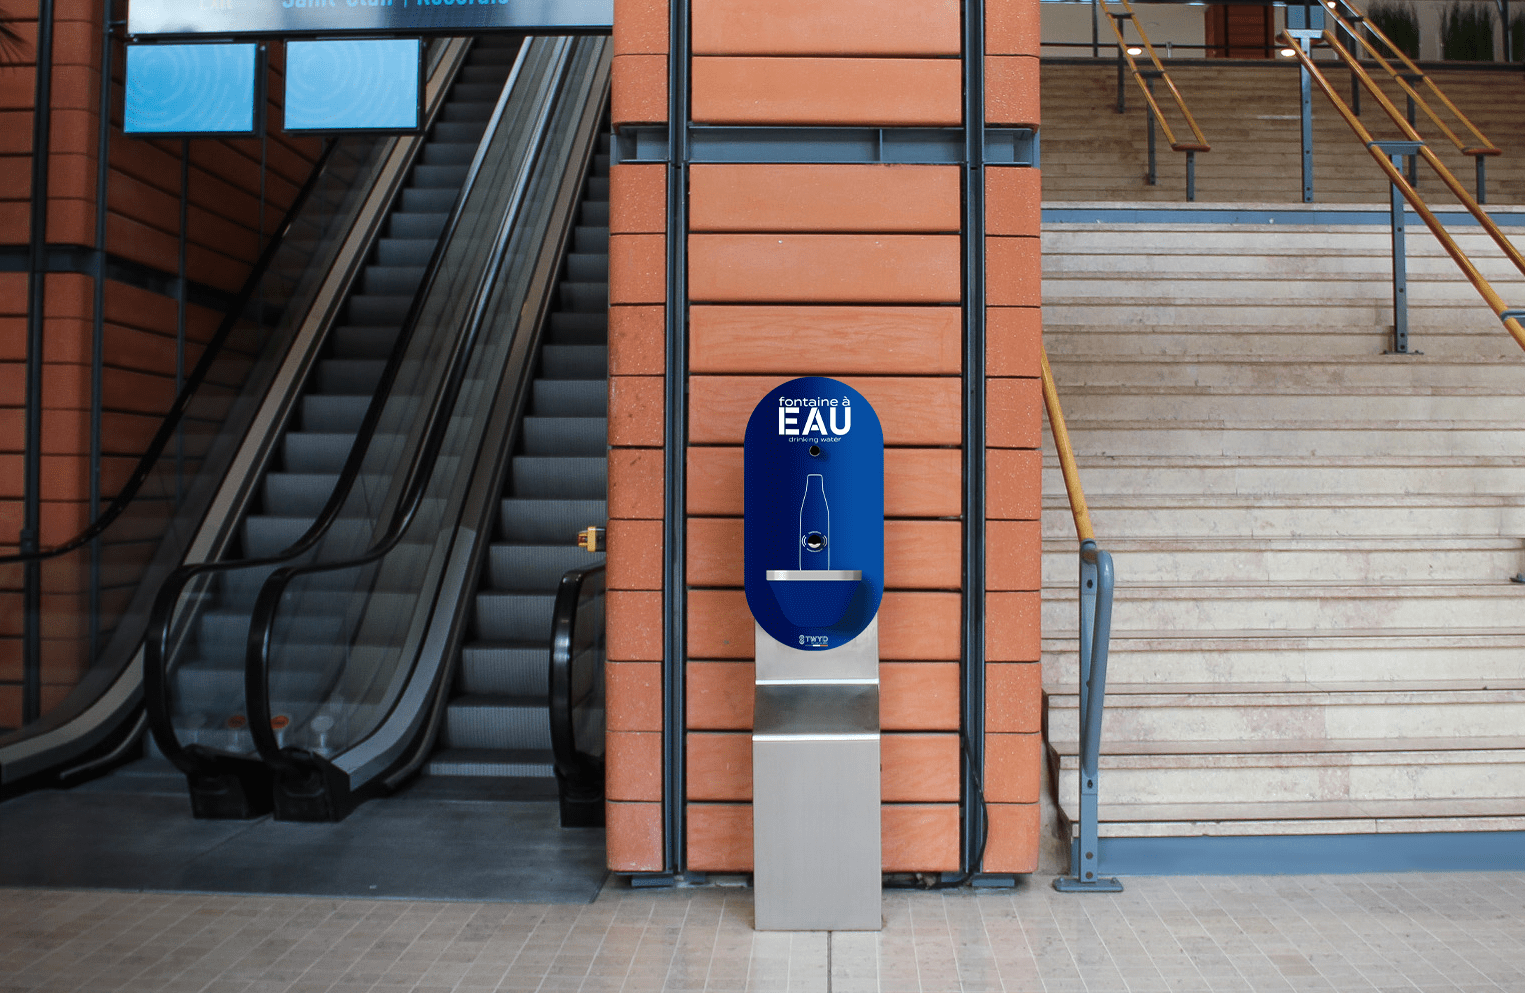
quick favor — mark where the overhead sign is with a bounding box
[127,0,612,38]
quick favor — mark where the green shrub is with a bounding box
[1440,1,1495,60]
[1366,0,1421,59]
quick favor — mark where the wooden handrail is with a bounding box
[1279,31,1525,354]
[1040,347,1096,543]
[1317,29,1525,281]
[1326,0,1500,158]
[1104,0,1211,153]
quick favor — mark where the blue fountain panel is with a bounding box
[744,378,883,650]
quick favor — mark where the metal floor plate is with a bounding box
[0,761,606,903]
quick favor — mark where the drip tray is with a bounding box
[0,760,607,903]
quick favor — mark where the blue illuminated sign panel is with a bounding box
[127,0,613,37]
[285,38,421,131]
[124,42,260,135]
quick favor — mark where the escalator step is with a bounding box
[459,644,549,696]
[547,312,607,343]
[330,326,402,360]
[402,187,461,213]
[565,253,608,283]
[426,747,552,778]
[467,46,522,65]
[558,282,608,313]
[242,515,315,558]
[440,102,495,124]
[572,226,608,254]
[580,201,608,227]
[374,238,438,267]
[498,499,607,543]
[520,416,606,456]
[457,65,512,85]
[422,142,477,167]
[317,358,387,395]
[283,432,360,473]
[449,83,503,104]
[362,265,426,297]
[488,544,603,590]
[410,164,470,190]
[347,295,415,326]
[584,176,609,199]
[442,694,551,750]
[539,344,607,379]
[474,593,556,642]
[511,457,607,500]
[388,212,449,240]
[530,379,606,417]
[430,121,489,144]
[263,473,340,517]
[593,154,611,175]
[302,395,371,433]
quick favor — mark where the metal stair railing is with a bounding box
[1042,347,1122,895]
[1280,27,1525,357]
[1325,0,1502,201]
[1103,0,1211,200]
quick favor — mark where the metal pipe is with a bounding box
[23,0,59,726]
[89,0,115,670]
[662,0,691,878]
[962,0,989,879]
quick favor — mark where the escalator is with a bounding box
[0,37,481,793]
[155,37,527,793]
[144,35,612,823]
[425,136,608,806]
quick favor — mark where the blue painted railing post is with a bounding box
[1054,539,1122,893]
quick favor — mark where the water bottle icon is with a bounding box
[799,473,829,569]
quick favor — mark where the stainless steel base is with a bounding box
[752,625,881,931]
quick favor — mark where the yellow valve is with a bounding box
[577,526,605,553]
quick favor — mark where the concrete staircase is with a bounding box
[1041,61,1525,204]
[1039,214,1525,839]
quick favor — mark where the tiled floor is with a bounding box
[3,873,1523,993]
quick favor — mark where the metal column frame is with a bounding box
[22,0,60,726]
[961,0,989,879]
[89,0,118,668]
[1372,139,1424,354]
[661,0,691,879]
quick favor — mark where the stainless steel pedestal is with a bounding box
[752,622,881,931]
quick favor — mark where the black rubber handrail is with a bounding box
[0,139,338,567]
[240,38,576,780]
[549,563,605,789]
[144,40,517,779]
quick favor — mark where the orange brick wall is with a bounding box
[0,1,321,725]
[610,0,1043,877]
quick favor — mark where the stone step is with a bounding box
[1039,537,1525,585]
[1055,797,1525,839]
[1041,581,1525,634]
[1037,390,1525,421]
[1041,629,1525,687]
[1045,420,1525,458]
[1054,742,1525,809]
[1037,457,1525,500]
[1038,494,1525,540]
[1046,682,1525,744]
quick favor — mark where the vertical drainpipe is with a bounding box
[89,0,115,666]
[662,0,691,876]
[962,0,989,877]
[23,0,59,725]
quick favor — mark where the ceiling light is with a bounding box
[1279,47,1298,57]
[1127,46,1143,55]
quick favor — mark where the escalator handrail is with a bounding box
[144,38,521,776]
[242,37,577,778]
[0,139,339,567]
[549,563,606,786]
